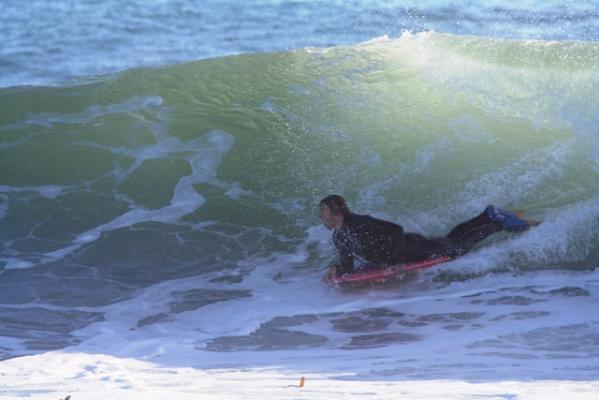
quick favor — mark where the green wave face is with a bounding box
[2,32,599,276]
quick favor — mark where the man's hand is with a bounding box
[322,265,338,282]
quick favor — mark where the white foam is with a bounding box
[2,351,598,400]
[46,262,599,386]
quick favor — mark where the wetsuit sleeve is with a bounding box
[333,230,354,275]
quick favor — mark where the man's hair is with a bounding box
[320,194,351,215]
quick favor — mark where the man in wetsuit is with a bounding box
[319,194,541,276]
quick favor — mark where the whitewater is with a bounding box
[2,2,599,399]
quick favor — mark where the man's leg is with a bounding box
[445,222,503,257]
[444,205,540,257]
[401,233,450,262]
[443,207,505,258]
[445,209,495,241]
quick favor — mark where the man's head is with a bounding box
[319,194,350,230]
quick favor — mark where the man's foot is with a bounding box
[511,209,525,219]
[486,205,541,232]
[511,209,542,227]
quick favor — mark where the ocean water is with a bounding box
[2,0,599,87]
[1,1,599,398]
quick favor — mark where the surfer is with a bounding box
[320,194,541,277]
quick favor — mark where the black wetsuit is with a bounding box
[333,208,503,274]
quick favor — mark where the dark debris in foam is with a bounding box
[469,296,547,306]
[468,323,599,358]
[168,288,251,314]
[413,312,487,333]
[467,351,540,360]
[209,275,244,284]
[466,285,590,306]
[203,308,491,352]
[203,314,327,352]
[546,286,590,297]
[342,332,420,349]
[136,289,251,328]
[329,308,405,333]
[491,311,550,321]
[416,312,485,322]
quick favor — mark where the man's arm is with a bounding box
[367,216,406,263]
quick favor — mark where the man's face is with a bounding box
[319,203,340,230]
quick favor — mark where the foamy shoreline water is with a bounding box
[1,352,598,400]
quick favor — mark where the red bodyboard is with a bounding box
[324,256,452,285]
